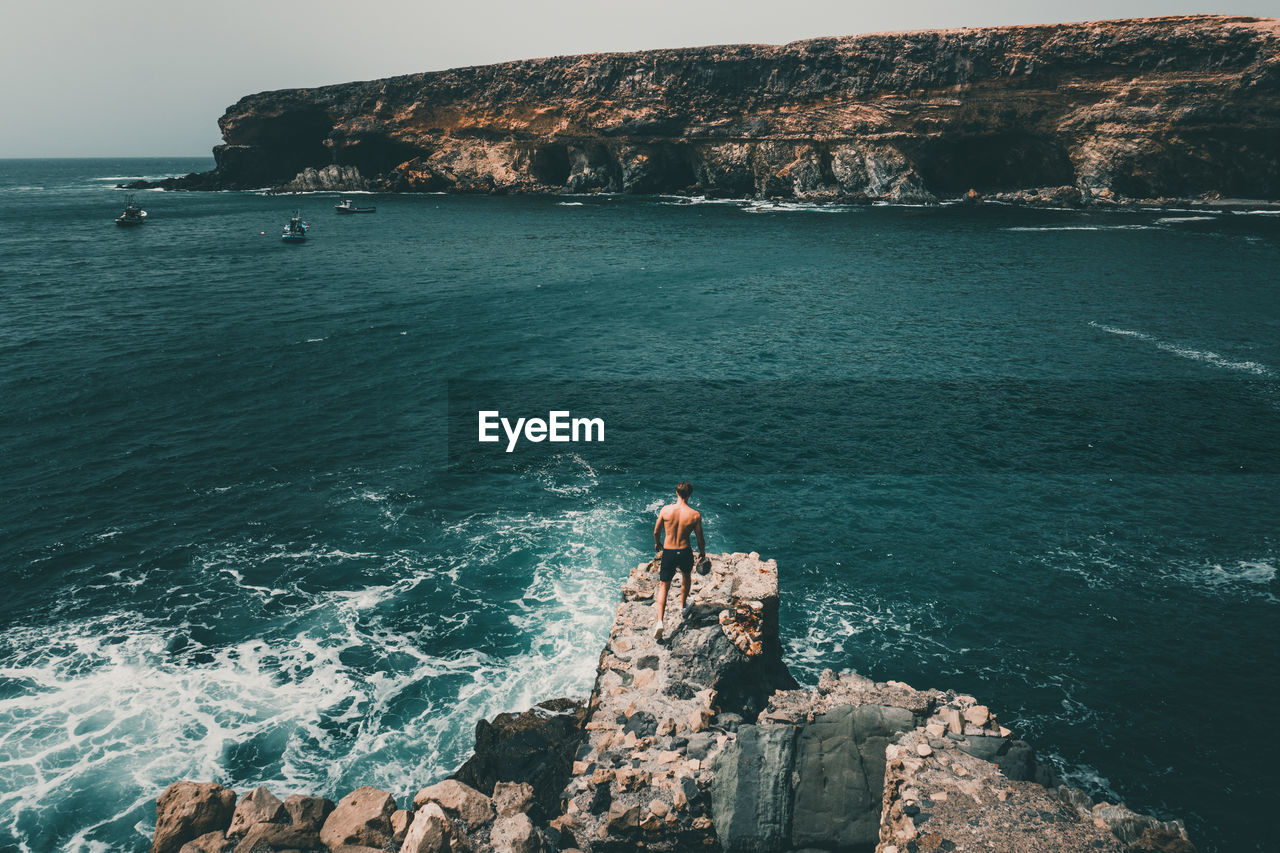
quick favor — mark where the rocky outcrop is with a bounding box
[276,164,370,193]
[138,15,1280,205]
[552,552,797,851]
[451,697,588,820]
[149,550,1194,853]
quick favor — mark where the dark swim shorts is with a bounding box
[660,547,694,582]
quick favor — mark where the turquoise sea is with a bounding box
[0,158,1277,852]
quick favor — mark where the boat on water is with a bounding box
[334,198,376,214]
[115,195,147,226]
[281,212,309,243]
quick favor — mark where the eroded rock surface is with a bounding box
[139,16,1280,206]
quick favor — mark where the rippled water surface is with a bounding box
[1,159,1278,852]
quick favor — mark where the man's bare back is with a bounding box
[657,501,702,550]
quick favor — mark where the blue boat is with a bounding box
[281,212,309,243]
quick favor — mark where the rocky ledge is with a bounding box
[134,15,1280,206]
[149,551,1195,853]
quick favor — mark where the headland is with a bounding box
[129,15,1280,208]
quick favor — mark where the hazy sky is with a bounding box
[1,1,1273,157]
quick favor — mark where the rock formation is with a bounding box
[148,550,1196,852]
[134,15,1280,206]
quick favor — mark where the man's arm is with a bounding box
[654,513,665,551]
[694,516,706,556]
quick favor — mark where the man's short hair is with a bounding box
[676,481,693,499]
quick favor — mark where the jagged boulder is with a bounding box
[451,698,586,819]
[413,779,494,830]
[152,782,237,853]
[490,812,540,853]
[277,164,369,193]
[228,786,288,837]
[318,786,395,851]
[492,782,535,818]
[283,794,335,832]
[400,802,461,853]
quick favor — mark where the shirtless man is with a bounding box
[652,481,706,640]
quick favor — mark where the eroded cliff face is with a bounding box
[156,15,1280,204]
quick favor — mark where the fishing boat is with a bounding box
[334,198,376,214]
[281,212,309,243]
[115,195,147,226]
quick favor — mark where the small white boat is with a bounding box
[335,199,376,214]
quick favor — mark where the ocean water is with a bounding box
[0,158,1277,852]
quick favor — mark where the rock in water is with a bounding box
[227,786,287,837]
[318,786,395,851]
[282,794,335,832]
[451,697,587,819]
[412,779,495,830]
[152,782,237,853]
[146,16,1280,206]
[276,164,369,192]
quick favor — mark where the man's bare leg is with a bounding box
[654,580,670,639]
[679,570,692,613]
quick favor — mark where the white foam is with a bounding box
[1004,224,1158,232]
[555,201,584,206]
[1044,755,1121,802]
[783,586,951,679]
[0,491,643,851]
[1039,542,1277,603]
[1195,559,1277,589]
[1089,322,1275,377]
[1155,216,1217,224]
[530,453,598,496]
[654,195,741,206]
[740,200,859,214]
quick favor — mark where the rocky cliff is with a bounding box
[141,15,1280,205]
[149,552,1195,853]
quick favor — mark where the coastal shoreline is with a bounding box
[123,15,1280,210]
[148,553,1195,853]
